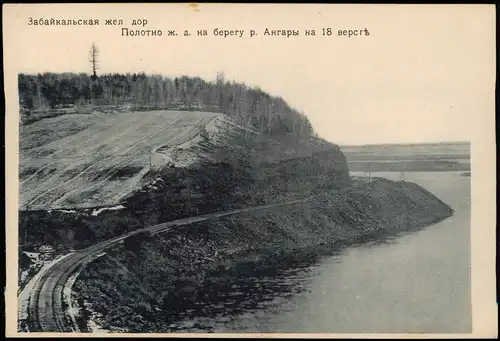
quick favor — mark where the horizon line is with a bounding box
[338,140,471,148]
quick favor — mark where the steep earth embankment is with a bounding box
[72,177,453,332]
[19,139,349,253]
[18,136,350,306]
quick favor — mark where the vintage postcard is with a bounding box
[3,3,497,338]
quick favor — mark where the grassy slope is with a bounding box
[19,110,220,209]
[73,177,454,332]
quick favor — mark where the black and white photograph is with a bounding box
[4,4,497,337]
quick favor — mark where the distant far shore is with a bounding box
[340,141,470,148]
[347,160,470,172]
[340,141,470,172]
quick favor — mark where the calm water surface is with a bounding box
[171,171,471,333]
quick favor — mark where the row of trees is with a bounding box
[18,71,314,137]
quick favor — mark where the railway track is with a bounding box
[25,196,315,332]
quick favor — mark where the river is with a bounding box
[168,171,471,333]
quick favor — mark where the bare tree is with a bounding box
[88,43,100,80]
[216,71,225,84]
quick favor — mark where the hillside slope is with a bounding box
[72,178,454,332]
[19,138,350,253]
[20,110,245,210]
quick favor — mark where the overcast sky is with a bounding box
[4,4,496,145]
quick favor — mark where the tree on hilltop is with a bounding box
[89,43,100,80]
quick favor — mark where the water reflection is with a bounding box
[161,230,416,332]
[160,256,321,332]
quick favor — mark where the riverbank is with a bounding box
[72,177,454,332]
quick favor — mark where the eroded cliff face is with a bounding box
[72,177,453,333]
